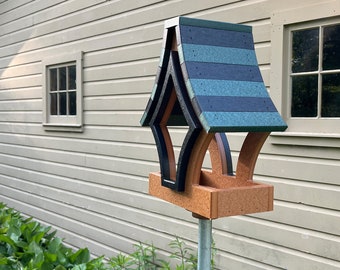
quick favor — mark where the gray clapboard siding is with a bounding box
[85,95,149,111]
[0,75,41,89]
[84,40,162,67]
[0,99,41,111]
[84,59,159,82]
[0,87,41,100]
[255,154,340,185]
[0,150,156,179]
[0,133,158,162]
[0,112,41,123]
[257,175,340,211]
[214,215,340,261]
[84,78,154,97]
[0,125,156,144]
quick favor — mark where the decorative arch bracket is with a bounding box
[140,17,287,219]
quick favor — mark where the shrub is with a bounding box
[0,204,215,270]
[0,203,106,270]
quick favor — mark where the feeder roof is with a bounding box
[141,17,287,133]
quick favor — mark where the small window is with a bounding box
[290,24,340,118]
[271,2,340,135]
[42,52,83,131]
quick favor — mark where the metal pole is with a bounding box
[197,218,212,270]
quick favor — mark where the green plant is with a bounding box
[108,253,134,269]
[168,236,196,270]
[0,203,106,270]
[109,242,160,270]
[0,203,216,270]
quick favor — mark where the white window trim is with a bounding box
[42,51,83,132]
[270,1,340,138]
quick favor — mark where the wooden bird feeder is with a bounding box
[141,17,287,219]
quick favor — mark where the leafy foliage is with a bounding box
[0,204,216,269]
[0,203,106,270]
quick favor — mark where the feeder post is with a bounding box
[193,213,212,270]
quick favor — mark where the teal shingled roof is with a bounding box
[140,17,287,133]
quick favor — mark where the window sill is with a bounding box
[270,132,340,148]
[43,123,83,133]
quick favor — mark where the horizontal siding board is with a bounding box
[0,124,156,145]
[0,151,156,179]
[0,175,196,242]
[0,163,147,195]
[0,22,163,67]
[0,0,164,46]
[84,112,142,127]
[255,154,340,185]
[0,0,34,21]
[0,166,190,227]
[0,0,67,25]
[0,22,269,70]
[84,59,158,82]
[0,87,41,100]
[84,40,162,67]
[0,189,193,263]
[0,99,41,111]
[84,77,154,97]
[258,176,340,211]
[0,62,41,79]
[84,95,149,111]
[215,215,340,262]
[0,189,137,256]
[0,75,41,89]
[253,201,340,236]
[0,133,158,162]
[214,229,340,270]
[0,0,266,59]
[0,112,41,123]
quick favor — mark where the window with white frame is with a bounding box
[289,23,340,118]
[42,52,83,131]
[271,2,340,135]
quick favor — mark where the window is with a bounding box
[271,2,340,135]
[290,23,340,118]
[42,52,83,131]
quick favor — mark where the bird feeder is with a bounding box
[141,17,287,220]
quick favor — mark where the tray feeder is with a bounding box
[141,17,287,219]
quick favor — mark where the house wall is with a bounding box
[0,0,339,269]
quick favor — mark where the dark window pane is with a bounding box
[322,73,340,117]
[292,28,319,73]
[50,93,58,115]
[59,92,67,115]
[69,91,77,115]
[59,67,66,90]
[323,24,340,70]
[291,75,318,117]
[50,68,57,91]
[68,65,76,89]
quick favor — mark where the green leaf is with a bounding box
[0,257,8,265]
[27,241,42,255]
[44,252,57,262]
[71,263,87,270]
[7,225,21,243]
[32,231,45,244]
[54,265,67,270]
[0,234,16,249]
[32,250,44,268]
[27,241,44,268]
[69,248,90,264]
[47,237,62,253]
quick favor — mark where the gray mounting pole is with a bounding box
[197,218,212,270]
